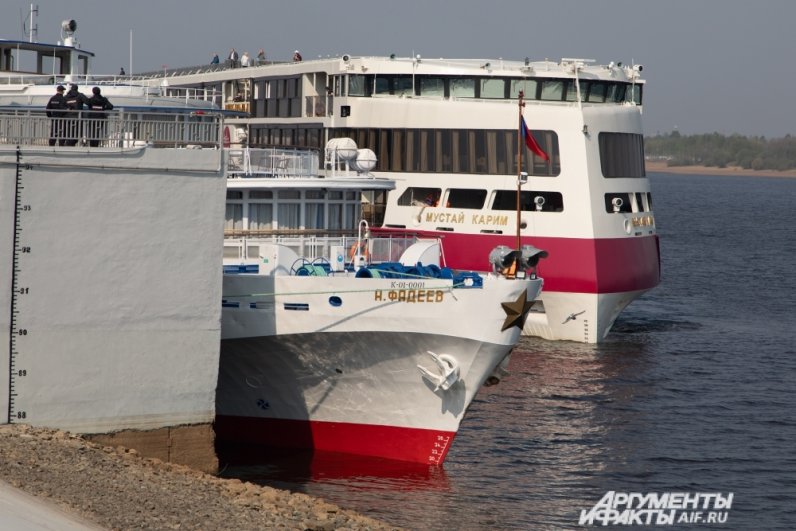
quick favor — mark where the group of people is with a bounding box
[214,48,268,68]
[211,48,301,67]
[45,84,114,147]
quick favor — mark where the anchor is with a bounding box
[417,351,460,391]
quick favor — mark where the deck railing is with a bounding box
[0,109,223,148]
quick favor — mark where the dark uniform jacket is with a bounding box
[86,94,114,118]
[64,88,89,110]
[45,93,68,117]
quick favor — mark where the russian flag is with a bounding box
[521,116,549,161]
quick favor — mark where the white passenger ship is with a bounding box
[146,53,660,343]
[217,143,544,464]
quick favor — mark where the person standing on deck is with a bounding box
[45,85,68,146]
[86,87,114,147]
[64,83,89,146]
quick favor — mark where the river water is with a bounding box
[221,173,796,529]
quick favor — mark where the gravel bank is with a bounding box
[0,424,398,530]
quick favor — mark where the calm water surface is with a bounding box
[222,173,796,529]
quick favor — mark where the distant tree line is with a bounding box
[645,131,796,171]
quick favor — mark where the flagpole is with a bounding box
[516,91,524,252]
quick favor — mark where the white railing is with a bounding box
[0,109,223,148]
[223,235,418,265]
[227,147,319,177]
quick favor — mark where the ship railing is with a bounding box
[226,147,319,178]
[0,73,223,105]
[223,233,420,266]
[0,109,223,148]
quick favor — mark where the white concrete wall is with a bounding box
[0,146,225,433]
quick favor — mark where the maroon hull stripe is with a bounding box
[372,229,661,294]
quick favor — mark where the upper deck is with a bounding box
[135,55,644,120]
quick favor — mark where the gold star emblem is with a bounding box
[501,289,533,331]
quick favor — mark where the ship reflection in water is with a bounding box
[219,335,656,529]
[217,444,451,492]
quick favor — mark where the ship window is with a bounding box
[328,191,344,200]
[305,190,324,199]
[397,187,442,206]
[564,80,578,101]
[346,203,360,227]
[519,129,561,176]
[227,191,243,199]
[394,76,414,96]
[450,78,475,98]
[587,82,607,102]
[305,203,325,229]
[510,79,537,99]
[599,132,645,177]
[540,80,565,101]
[480,78,505,99]
[348,74,367,96]
[374,76,390,95]
[604,193,632,213]
[448,189,487,209]
[420,77,445,97]
[249,204,273,231]
[492,190,564,212]
[278,190,301,200]
[628,84,643,105]
[225,204,243,230]
[249,191,273,199]
[607,83,626,103]
[277,204,300,229]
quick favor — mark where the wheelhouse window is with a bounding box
[599,132,646,178]
[540,80,565,101]
[450,78,475,98]
[480,78,505,99]
[419,77,445,97]
[348,74,368,96]
[510,79,537,99]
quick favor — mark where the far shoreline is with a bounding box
[645,160,796,179]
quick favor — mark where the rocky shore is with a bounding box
[0,424,398,530]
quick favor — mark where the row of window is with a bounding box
[394,187,653,215]
[247,125,645,178]
[342,74,642,104]
[225,189,362,232]
[398,187,565,213]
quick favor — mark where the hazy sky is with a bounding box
[3,0,795,138]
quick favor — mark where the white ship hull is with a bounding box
[217,272,542,464]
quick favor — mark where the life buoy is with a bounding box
[349,241,369,261]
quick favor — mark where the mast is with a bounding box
[516,91,525,251]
